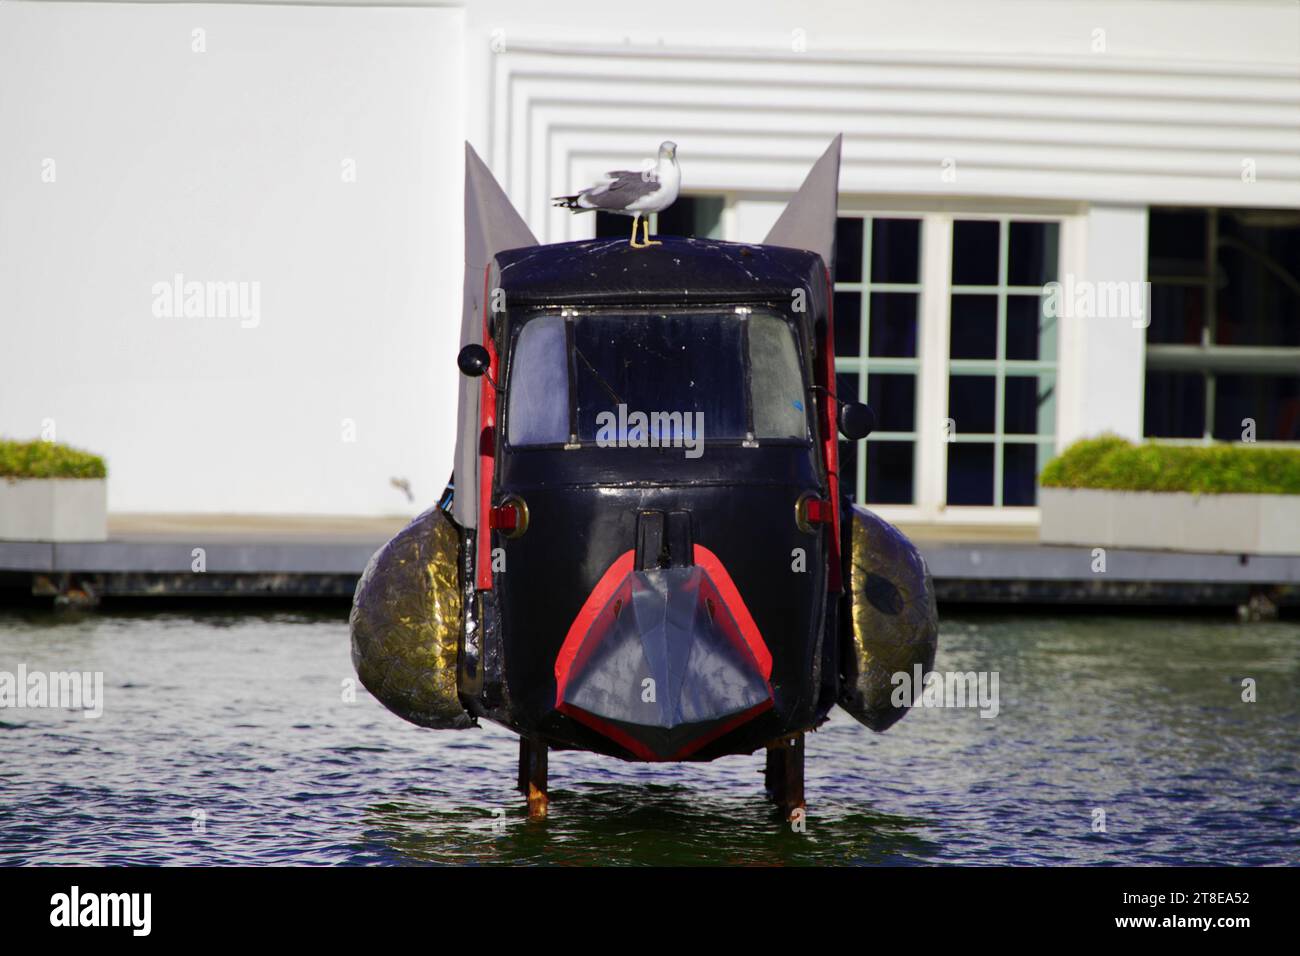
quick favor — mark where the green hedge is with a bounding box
[0,439,107,479]
[1039,435,1300,495]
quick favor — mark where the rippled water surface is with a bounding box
[0,608,1296,865]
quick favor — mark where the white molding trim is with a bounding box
[488,38,1300,241]
[916,212,952,521]
[871,504,1042,527]
[501,39,1300,79]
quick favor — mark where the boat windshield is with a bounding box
[506,310,808,448]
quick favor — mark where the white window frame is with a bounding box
[832,214,924,505]
[831,204,1086,526]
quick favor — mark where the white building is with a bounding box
[1,0,1296,526]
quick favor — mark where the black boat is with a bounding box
[351,137,938,819]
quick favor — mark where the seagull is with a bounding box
[552,141,680,248]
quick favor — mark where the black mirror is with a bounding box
[457,344,491,378]
[838,401,875,440]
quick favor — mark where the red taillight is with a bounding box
[804,498,834,525]
[489,496,529,538]
[796,493,834,533]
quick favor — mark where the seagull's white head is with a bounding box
[659,141,678,163]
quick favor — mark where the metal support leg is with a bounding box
[764,733,806,821]
[518,736,548,819]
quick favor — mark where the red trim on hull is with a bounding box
[667,698,774,760]
[557,698,776,762]
[476,265,497,591]
[555,702,661,761]
[553,550,637,702]
[553,547,774,761]
[820,263,843,593]
[691,545,772,679]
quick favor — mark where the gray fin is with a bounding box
[464,142,538,269]
[761,134,843,270]
[453,144,538,529]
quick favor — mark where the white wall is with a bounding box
[465,0,1299,238]
[0,1,465,515]
[2,0,1295,518]
[461,0,1294,512]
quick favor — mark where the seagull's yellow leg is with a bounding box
[629,214,646,248]
[641,217,662,247]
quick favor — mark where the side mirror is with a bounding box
[838,401,875,440]
[457,344,491,378]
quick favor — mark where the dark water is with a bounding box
[0,608,1296,866]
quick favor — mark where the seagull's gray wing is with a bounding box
[579,169,660,210]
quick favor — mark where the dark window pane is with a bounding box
[573,311,748,440]
[836,371,861,406]
[833,291,862,356]
[1143,371,1205,438]
[871,218,920,283]
[1147,284,1205,345]
[657,195,725,239]
[1002,443,1039,507]
[695,197,724,238]
[1213,374,1300,441]
[835,217,864,283]
[604,197,724,240]
[1216,246,1253,346]
[948,375,996,435]
[868,292,918,357]
[1008,221,1059,286]
[866,373,916,432]
[1006,295,1047,360]
[1004,375,1053,435]
[950,294,997,359]
[1215,212,1300,347]
[656,203,689,237]
[838,438,860,502]
[1148,209,1208,278]
[952,220,1000,286]
[947,442,995,505]
[595,211,626,238]
[866,441,914,504]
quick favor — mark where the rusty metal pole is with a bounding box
[518,736,548,819]
[764,733,805,820]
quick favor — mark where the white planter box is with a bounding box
[0,478,108,542]
[1039,487,1300,555]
